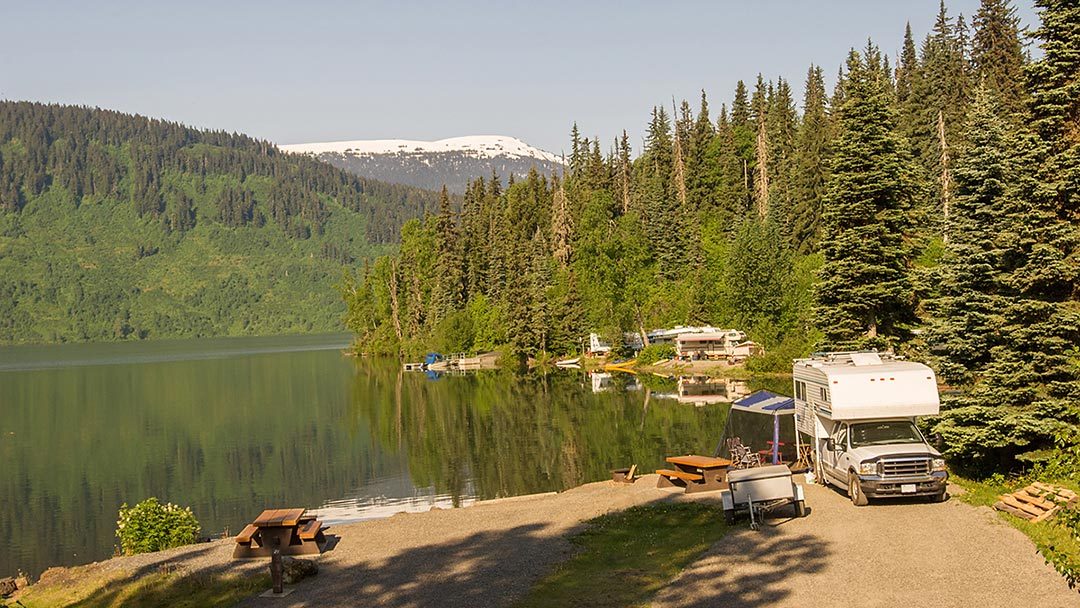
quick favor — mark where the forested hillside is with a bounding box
[344,0,1078,473]
[0,102,440,343]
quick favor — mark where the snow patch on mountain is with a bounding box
[280,135,563,164]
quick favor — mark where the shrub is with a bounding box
[116,498,201,556]
[637,344,675,365]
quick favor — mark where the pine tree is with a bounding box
[815,45,919,349]
[914,2,972,182]
[791,65,830,253]
[617,131,633,214]
[430,186,463,324]
[767,78,798,232]
[929,86,1015,386]
[686,90,715,212]
[550,173,573,268]
[972,0,1028,117]
[896,23,921,145]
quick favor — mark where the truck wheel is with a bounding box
[848,473,869,507]
[930,490,948,503]
[723,509,736,525]
[794,499,807,518]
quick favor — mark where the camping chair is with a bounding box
[729,440,762,469]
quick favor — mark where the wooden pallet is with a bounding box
[993,482,1078,522]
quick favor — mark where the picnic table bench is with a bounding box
[657,455,731,493]
[233,508,326,559]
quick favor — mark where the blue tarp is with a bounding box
[732,390,795,414]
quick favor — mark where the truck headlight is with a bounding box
[932,458,947,472]
[859,462,877,475]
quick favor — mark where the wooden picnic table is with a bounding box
[657,454,732,494]
[233,507,326,559]
[666,455,732,470]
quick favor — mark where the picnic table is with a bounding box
[233,508,326,559]
[656,455,732,493]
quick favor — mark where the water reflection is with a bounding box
[0,340,758,579]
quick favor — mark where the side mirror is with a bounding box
[825,438,836,451]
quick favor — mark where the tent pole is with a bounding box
[772,413,780,464]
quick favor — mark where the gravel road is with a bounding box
[651,480,1078,608]
[22,475,1078,607]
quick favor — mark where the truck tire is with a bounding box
[794,499,807,518]
[848,472,869,507]
[723,509,736,525]
[930,490,948,503]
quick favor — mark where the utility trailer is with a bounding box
[721,464,807,529]
[793,351,948,506]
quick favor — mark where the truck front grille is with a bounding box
[879,457,931,478]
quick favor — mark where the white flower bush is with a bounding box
[116,498,201,555]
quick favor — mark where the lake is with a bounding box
[0,334,783,578]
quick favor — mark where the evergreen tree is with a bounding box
[815,45,919,349]
[791,65,830,253]
[430,185,463,325]
[550,174,573,268]
[896,23,921,145]
[685,90,715,212]
[913,2,972,183]
[972,0,1028,116]
[767,77,798,232]
[929,86,1015,385]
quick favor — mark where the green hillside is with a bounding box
[0,101,439,344]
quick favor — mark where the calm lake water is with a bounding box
[0,334,784,578]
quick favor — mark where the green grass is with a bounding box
[515,502,728,608]
[952,475,1080,590]
[13,570,269,608]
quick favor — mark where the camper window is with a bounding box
[820,386,829,401]
[795,381,806,401]
[849,421,924,447]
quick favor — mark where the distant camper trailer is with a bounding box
[647,325,725,345]
[674,329,758,362]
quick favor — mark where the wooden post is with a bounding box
[270,546,284,594]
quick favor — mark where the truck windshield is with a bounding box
[849,421,924,447]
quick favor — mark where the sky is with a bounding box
[0,0,1039,155]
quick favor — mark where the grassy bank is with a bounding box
[11,567,267,608]
[952,475,1080,590]
[515,502,728,608]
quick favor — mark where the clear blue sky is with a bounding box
[0,0,1038,155]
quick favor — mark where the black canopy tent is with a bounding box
[715,390,796,464]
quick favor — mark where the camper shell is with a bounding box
[793,351,948,505]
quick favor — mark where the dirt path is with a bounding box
[652,481,1078,608]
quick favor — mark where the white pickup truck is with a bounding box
[793,351,949,506]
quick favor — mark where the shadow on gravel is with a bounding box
[268,521,567,608]
[656,526,831,608]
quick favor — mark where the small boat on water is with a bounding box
[555,357,581,368]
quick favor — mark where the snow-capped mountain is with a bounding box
[279,135,564,194]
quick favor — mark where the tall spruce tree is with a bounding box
[930,86,1015,385]
[430,186,463,324]
[791,65,830,253]
[972,0,1028,117]
[814,45,919,349]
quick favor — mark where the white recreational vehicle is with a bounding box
[793,351,948,506]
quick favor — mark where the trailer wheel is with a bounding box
[723,509,736,525]
[848,473,869,507]
[794,499,807,518]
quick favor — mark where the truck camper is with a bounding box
[793,351,948,506]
